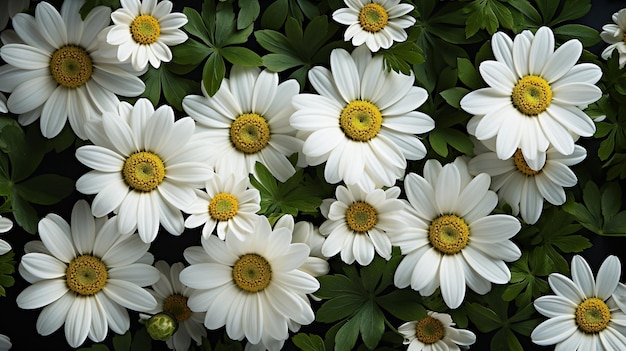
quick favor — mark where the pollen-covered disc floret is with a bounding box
[232,253,272,292]
[130,14,160,45]
[513,149,542,176]
[398,311,476,351]
[208,193,239,221]
[230,113,271,153]
[66,255,108,296]
[511,75,552,116]
[575,298,611,333]
[358,3,388,32]
[340,100,382,141]
[428,215,469,255]
[49,45,93,88]
[122,152,166,192]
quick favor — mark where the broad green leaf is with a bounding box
[202,53,226,97]
[457,57,483,89]
[291,333,326,351]
[440,87,469,108]
[262,53,304,72]
[466,302,502,333]
[237,0,260,29]
[171,38,213,66]
[358,302,385,350]
[130,327,152,351]
[10,189,38,234]
[334,317,360,351]
[183,7,212,45]
[554,24,600,47]
[14,174,74,205]
[261,0,288,30]
[220,46,263,66]
[376,289,427,321]
[112,331,132,351]
[316,294,366,323]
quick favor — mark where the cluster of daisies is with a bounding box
[1,0,626,351]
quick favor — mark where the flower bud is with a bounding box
[145,312,178,341]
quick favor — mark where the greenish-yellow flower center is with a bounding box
[345,201,377,233]
[511,75,552,116]
[50,45,93,88]
[340,100,382,142]
[513,149,541,176]
[66,255,108,296]
[575,297,611,333]
[429,215,470,255]
[208,193,239,221]
[230,113,271,154]
[130,14,161,45]
[146,312,178,341]
[163,294,192,322]
[122,151,166,192]
[358,3,389,33]
[232,253,272,292]
[415,316,445,344]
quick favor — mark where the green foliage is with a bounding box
[0,252,15,297]
[77,328,152,351]
[464,0,514,38]
[260,0,321,29]
[79,0,120,19]
[381,28,425,74]
[563,181,626,236]
[140,64,199,111]
[292,333,326,351]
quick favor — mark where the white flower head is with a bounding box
[291,46,434,190]
[332,0,415,52]
[531,255,626,350]
[398,311,476,351]
[0,0,29,30]
[601,9,626,68]
[392,157,522,309]
[0,215,13,255]
[106,0,188,71]
[16,200,159,348]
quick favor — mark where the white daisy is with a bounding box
[460,26,602,165]
[75,98,213,243]
[601,9,626,68]
[179,215,319,349]
[398,310,476,351]
[16,200,159,348]
[392,157,522,309]
[0,334,10,351]
[319,183,406,266]
[0,0,145,139]
[468,138,586,224]
[182,66,303,183]
[291,46,434,189]
[332,0,415,52]
[531,255,626,350]
[0,215,12,255]
[106,0,188,71]
[184,171,261,241]
[0,0,29,30]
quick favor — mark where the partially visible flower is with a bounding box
[106,0,188,71]
[398,311,476,351]
[0,334,10,351]
[332,0,415,52]
[291,219,330,278]
[0,0,29,30]
[531,255,626,350]
[601,9,626,68]
[0,93,7,114]
[0,215,12,255]
[145,312,178,341]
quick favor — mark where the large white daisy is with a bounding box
[332,0,415,52]
[16,200,159,348]
[392,157,522,309]
[0,0,29,30]
[460,26,602,165]
[398,310,476,351]
[106,0,188,71]
[0,215,12,255]
[531,255,626,350]
[75,98,213,243]
[601,9,626,68]
[0,0,145,139]
[291,46,434,189]
[179,215,319,349]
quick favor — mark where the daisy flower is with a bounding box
[0,0,29,30]
[291,46,434,189]
[332,0,415,52]
[106,0,188,71]
[531,255,626,350]
[392,157,522,309]
[468,138,586,224]
[183,65,303,183]
[319,183,406,266]
[16,200,159,348]
[0,0,145,139]
[601,9,626,68]
[179,215,319,349]
[398,310,476,351]
[75,98,213,243]
[0,334,10,351]
[184,171,261,241]
[460,26,602,165]
[0,215,12,255]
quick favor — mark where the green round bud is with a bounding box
[146,312,178,341]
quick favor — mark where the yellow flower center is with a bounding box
[130,14,161,45]
[66,255,108,296]
[49,45,93,88]
[415,316,445,344]
[575,298,611,333]
[358,3,389,33]
[163,294,192,322]
[230,113,271,154]
[232,253,272,293]
[345,202,377,233]
[208,193,239,221]
[122,151,166,192]
[513,149,542,176]
[429,215,470,255]
[340,100,383,142]
[511,75,552,116]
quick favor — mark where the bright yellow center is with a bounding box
[429,215,470,255]
[230,113,270,154]
[358,3,389,33]
[208,193,239,221]
[415,316,445,344]
[575,298,611,333]
[50,45,93,88]
[163,294,192,322]
[122,151,166,192]
[511,75,552,116]
[232,253,272,293]
[345,202,377,233]
[340,100,382,142]
[513,149,541,176]
[66,255,108,296]
[130,14,161,45]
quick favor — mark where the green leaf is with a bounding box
[466,302,502,333]
[237,0,260,29]
[491,328,524,351]
[316,294,366,323]
[601,182,622,219]
[315,275,362,299]
[141,65,200,111]
[440,87,469,108]
[291,333,326,351]
[10,189,38,234]
[334,317,360,351]
[261,0,288,30]
[203,53,226,97]
[79,0,120,19]
[112,331,132,351]
[376,289,427,321]
[171,38,212,66]
[553,24,600,47]
[130,327,152,351]
[457,57,483,89]
[15,174,74,205]
[358,302,385,350]
[183,7,212,45]
[221,46,263,66]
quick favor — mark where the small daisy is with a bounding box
[0,334,10,351]
[180,215,319,349]
[319,183,406,266]
[0,215,12,255]
[183,66,303,183]
[184,172,261,241]
[75,98,213,243]
[601,9,626,68]
[0,0,145,139]
[531,255,626,350]
[291,46,434,189]
[16,200,159,348]
[106,0,188,71]
[332,0,415,52]
[398,310,476,351]
[392,157,522,309]
[460,26,602,164]
[0,0,29,30]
